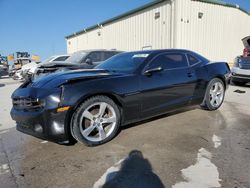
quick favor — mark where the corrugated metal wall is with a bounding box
[175,0,250,62]
[67,0,250,62]
[66,1,172,54]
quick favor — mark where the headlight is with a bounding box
[49,95,61,103]
[46,87,64,108]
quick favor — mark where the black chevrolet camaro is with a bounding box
[11,49,231,146]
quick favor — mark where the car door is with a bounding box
[140,52,197,118]
[185,53,207,104]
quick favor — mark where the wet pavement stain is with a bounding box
[0,101,249,187]
[1,80,250,188]
[234,89,246,94]
[7,107,224,187]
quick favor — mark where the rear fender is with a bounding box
[204,62,231,88]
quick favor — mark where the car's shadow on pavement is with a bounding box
[0,83,5,87]
[103,150,165,188]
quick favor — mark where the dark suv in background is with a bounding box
[34,50,123,79]
[231,36,250,86]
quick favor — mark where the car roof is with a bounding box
[120,49,209,63]
[51,54,70,58]
[75,49,124,53]
[124,49,195,54]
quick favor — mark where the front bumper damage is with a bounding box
[10,85,71,143]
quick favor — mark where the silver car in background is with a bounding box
[231,36,250,86]
[34,50,123,79]
[22,54,70,81]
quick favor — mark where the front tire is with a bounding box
[201,78,225,111]
[71,96,121,146]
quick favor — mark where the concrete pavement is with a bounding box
[0,77,250,188]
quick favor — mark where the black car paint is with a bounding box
[10,49,231,143]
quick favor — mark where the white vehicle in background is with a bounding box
[42,55,70,64]
[0,64,9,78]
[22,54,70,81]
[13,69,23,80]
[21,61,38,80]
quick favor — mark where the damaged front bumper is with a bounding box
[10,85,71,143]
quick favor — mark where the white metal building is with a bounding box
[65,0,250,62]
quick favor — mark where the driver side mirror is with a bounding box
[143,66,163,76]
[85,58,93,65]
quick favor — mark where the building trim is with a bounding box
[65,0,250,39]
[193,0,250,15]
[65,0,165,39]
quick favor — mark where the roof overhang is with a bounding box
[65,0,250,40]
[65,0,166,39]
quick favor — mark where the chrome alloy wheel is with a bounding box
[209,82,224,108]
[79,102,117,142]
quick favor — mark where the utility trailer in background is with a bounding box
[14,52,32,69]
[0,55,9,78]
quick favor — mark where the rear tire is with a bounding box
[71,95,121,146]
[200,78,225,111]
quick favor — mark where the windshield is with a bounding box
[96,52,150,73]
[65,52,87,64]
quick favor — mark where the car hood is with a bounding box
[242,36,250,50]
[30,69,119,88]
[38,61,79,68]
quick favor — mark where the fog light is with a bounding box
[52,122,64,134]
[34,124,43,133]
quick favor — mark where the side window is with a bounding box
[149,53,188,69]
[187,54,200,66]
[87,52,102,62]
[103,52,115,60]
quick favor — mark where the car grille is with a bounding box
[239,58,250,69]
[239,63,250,69]
[232,73,250,78]
[13,97,43,110]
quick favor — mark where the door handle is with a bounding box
[187,72,194,77]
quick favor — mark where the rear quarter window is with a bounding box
[187,54,200,66]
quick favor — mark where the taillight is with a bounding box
[243,48,249,57]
